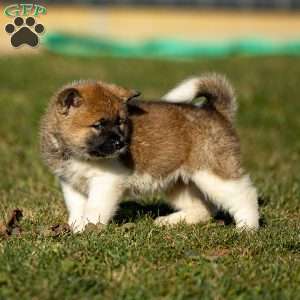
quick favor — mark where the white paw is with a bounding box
[235,210,259,231]
[236,220,259,231]
[154,213,185,226]
[68,218,87,233]
[155,210,212,226]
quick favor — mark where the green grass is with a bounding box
[0,54,299,300]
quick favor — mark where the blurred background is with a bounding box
[1,0,300,57]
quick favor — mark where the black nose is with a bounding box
[112,136,125,150]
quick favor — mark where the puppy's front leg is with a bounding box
[61,181,87,232]
[84,174,124,226]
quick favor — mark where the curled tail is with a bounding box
[162,73,237,122]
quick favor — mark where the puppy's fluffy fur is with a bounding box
[40,74,259,232]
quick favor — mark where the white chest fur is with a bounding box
[58,158,188,196]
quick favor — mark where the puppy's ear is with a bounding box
[101,82,141,102]
[124,89,141,102]
[56,88,83,115]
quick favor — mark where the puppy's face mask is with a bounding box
[55,81,140,159]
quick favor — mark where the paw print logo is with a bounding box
[5,17,45,48]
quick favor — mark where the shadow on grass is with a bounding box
[114,196,268,227]
[114,200,174,224]
[115,200,236,226]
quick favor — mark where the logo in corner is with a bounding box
[4,4,47,48]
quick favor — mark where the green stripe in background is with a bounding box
[43,32,300,59]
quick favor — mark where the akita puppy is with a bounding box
[40,74,259,232]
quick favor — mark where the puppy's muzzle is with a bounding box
[88,133,127,157]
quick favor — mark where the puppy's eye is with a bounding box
[92,118,107,130]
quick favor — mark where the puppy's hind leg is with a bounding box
[192,171,259,230]
[154,182,215,226]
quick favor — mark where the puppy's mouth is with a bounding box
[87,135,128,158]
[88,145,128,158]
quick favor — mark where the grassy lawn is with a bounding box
[0,54,299,299]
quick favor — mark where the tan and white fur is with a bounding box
[40,74,259,232]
